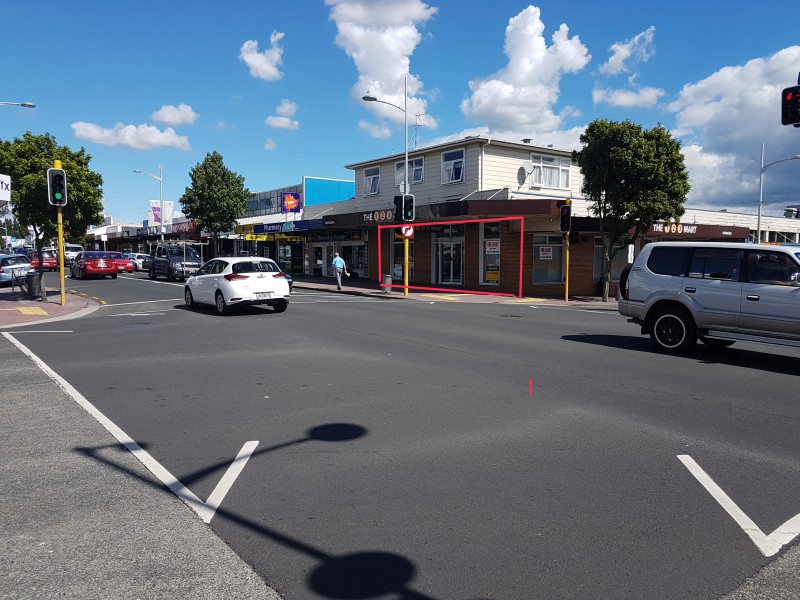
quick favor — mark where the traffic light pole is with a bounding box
[54,160,66,306]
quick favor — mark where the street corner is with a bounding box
[0,290,100,328]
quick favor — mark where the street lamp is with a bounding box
[0,101,36,108]
[757,143,800,243]
[363,75,410,295]
[134,164,164,241]
[362,74,409,198]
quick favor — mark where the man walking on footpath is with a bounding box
[332,252,348,290]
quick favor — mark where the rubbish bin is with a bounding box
[382,274,393,293]
[26,271,42,299]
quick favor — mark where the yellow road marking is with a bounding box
[422,294,464,301]
[0,306,49,315]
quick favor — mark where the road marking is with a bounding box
[196,441,259,524]
[102,299,183,307]
[678,455,800,556]
[2,332,254,524]
[0,306,48,315]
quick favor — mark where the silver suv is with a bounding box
[618,242,800,353]
[150,243,203,282]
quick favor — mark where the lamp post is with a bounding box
[757,143,800,243]
[134,164,164,241]
[363,75,409,295]
[0,101,36,108]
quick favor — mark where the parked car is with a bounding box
[184,257,291,315]
[0,254,31,286]
[106,251,134,273]
[29,249,58,271]
[150,243,203,282]
[126,252,153,271]
[69,251,118,279]
[618,241,800,353]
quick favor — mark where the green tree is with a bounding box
[573,119,690,301]
[180,151,250,255]
[0,132,104,250]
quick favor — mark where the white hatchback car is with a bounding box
[184,257,291,315]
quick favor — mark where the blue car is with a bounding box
[0,254,31,286]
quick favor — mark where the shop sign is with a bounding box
[485,240,500,254]
[362,210,395,223]
[416,225,444,232]
[485,265,500,282]
[235,224,255,234]
[651,222,698,235]
[173,221,195,233]
[254,223,284,234]
[245,234,269,241]
[282,192,302,213]
[539,246,553,260]
[275,235,305,242]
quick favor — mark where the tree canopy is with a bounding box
[573,119,690,300]
[180,151,250,251]
[0,132,104,247]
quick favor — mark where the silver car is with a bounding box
[619,241,800,353]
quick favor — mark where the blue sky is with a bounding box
[2,0,799,224]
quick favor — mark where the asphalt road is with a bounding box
[9,272,800,599]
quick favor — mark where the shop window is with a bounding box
[442,149,464,184]
[532,235,563,283]
[364,167,380,196]
[396,158,424,186]
[481,222,501,285]
[593,238,633,281]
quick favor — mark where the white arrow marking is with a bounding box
[678,455,800,556]
[3,332,256,525]
[195,441,259,523]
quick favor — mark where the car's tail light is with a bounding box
[0,267,5,274]
[272,272,287,279]
[224,273,249,281]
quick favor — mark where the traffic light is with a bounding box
[781,86,800,126]
[47,168,68,206]
[402,194,415,222]
[393,195,403,223]
[559,202,571,232]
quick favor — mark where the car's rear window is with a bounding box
[1,256,29,266]
[646,246,693,276]
[232,261,280,274]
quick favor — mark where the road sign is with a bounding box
[401,225,414,238]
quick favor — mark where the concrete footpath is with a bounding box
[1,280,798,599]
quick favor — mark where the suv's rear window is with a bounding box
[646,246,692,276]
[232,261,280,274]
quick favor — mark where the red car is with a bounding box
[107,251,134,273]
[69,251,118,279]
[29,249,58,271]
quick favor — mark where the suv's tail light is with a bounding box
[272,272,287,279]
[622,280,629,300]
[224,273,249,281]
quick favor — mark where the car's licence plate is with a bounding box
[256,292,273,299]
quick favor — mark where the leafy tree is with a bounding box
[180,151,250,255]
[0,132,103,251]
[573,119,690,301]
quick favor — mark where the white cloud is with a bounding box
[460,6,590,133]
[275,99,298,117]
[265,115,299,130]
[328,0,439,131]
[599,26,655,76]
[265,100,300,130]
[239,31,285,81]
[592,86,665,108]
[358,119,392,139]
[668,46,800,213]
[151,103,198,126]
[71,122,190,150]
[264,138,277,151]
